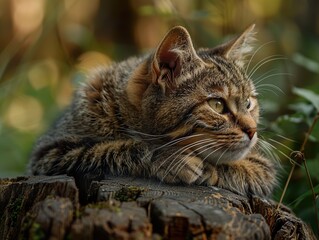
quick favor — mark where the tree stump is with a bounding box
[0,175,316,240]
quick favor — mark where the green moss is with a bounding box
[19,212,45,240]
[75,208,82,218]
[114,186,144,202]
[0,179,13,185]
[29,222,46,240]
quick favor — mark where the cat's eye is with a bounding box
[208,98,225,114]
[246,98,253,110]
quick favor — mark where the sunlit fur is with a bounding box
[29,25,277,197]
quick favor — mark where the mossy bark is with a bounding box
[0,175,316,240]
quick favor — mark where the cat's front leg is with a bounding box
[200,153,277,197]
[151,147,203,184]
[30,138,153,179]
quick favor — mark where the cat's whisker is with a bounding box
[169,141,225,183]
[268,138,294,152]
[253,69,278,84]
[261,138,294,163]
[171,155,203,184]
[215,142,236,165]
[257,139,280,163]
[153,133,206,151]
[260,131,296,158]
[256,126,268,132]
[196,143,224,163]
[155,138,212,174]
[168,153,197,183]
[255,83,284,95]
[275,148,298,166]
[248,55,287,79]
[160,138,223,177]
[188,141,225,162]
[131,131,167,138]
[187,137,232,167]
[118,128,168,140]
[245,41,275,75]
[159,138,218,176]
[134,135,168,141]
[248,54,285,78]
[254,72,292,86]
[258,138,301,167]
[274,134,296,143]
[255,83,283,91]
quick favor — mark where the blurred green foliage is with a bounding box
[0,0,318,235]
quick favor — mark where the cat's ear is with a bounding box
[212,24,256,67]
[127,26,199,108]
[152,26,199,94]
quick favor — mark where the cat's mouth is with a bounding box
[176,131,257,164]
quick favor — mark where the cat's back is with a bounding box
[48,55,148,139]
[85,54,148,98]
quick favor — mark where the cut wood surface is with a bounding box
[0,175,316,240]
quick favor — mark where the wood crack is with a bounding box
[179,201,209,238]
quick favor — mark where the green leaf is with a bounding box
[289,184,319,208]
[289,102,314,116]
[292,53,319,73]
[292,87,319,112]
[277,112,307,124]
[310,122,319,142]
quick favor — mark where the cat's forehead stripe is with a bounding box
[191,65,252,99]
[210,56,244,85]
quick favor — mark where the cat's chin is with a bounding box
[198,133,258,164]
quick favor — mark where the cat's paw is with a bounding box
[196,164,219,185]
[200,155,276,197]
[217,156,277,197]
[153,154,203,184]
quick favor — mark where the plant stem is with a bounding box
[277,112,319,234]
[300,112,319,152]
[276,163,295,210]
[302,112,319,234]
[303,158,319,234]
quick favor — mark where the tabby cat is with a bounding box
[29,25,277,197]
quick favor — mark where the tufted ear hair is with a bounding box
[210,24,256,68]
[152,26,200,94]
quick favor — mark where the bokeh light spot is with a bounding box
[5,95,43,132]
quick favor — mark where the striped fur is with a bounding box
[29,25,277,197]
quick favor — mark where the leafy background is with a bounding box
[0,0,318,235]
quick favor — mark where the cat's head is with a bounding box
[127,25,258,164]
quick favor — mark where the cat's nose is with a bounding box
[244,128,256,140]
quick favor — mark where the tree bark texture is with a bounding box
[0,175,316,240]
